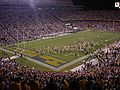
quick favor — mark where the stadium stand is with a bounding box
[0,8,120,45]
[0,1,120,90]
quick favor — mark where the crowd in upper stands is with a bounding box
[55,10,120,32]
[0,41,120,90]
[0,8,71,45]
[0,6,120,45]
[55,10,120,21]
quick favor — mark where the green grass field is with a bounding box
[5,31,120,69]
[0,49,13,58]
[0,49,51,71]
[14,58,51,71]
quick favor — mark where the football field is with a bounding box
[5,31,120,69]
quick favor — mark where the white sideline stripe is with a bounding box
[70,41,120,72]
[0,47,91,71]
[0,48,58,71]
[56,54,90,71]
[1,41,119,71]
[70,59,99,72]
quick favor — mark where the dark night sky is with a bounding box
[72,0,116,9]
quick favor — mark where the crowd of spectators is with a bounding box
[0,4,120,90]
[70,21,120,32]
[0,6,120,46]
[0,7,72,45]
[55,10,120,21]
[0,41,120,90]
[55,10,120,32]
[0,6,120,89]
